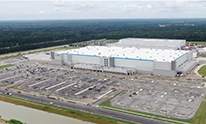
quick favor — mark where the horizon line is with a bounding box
[1,18,206,22]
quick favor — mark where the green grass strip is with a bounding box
[0,64,15,69]
[197,54,206,57]
[186,41,206,45]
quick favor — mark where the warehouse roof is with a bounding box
[110,43,179,50]
[59,46,188,62]
[111,38,186,50]
[118,38,186,43]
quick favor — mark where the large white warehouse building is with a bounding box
[51,45,196,76]
[110,38,186,49]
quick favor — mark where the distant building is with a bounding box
[110,38,186,50]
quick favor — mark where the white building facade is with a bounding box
[51,45,196,77]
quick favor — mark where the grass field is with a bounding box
[190,102,206,124]
[0,94,135,124]
[198,65,206,77]
[0,64,15,69]
[0,55,21,61]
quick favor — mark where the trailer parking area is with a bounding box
[110,79,205,119]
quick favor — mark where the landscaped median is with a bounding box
[0,64,15,69]
[99,92,206,124]
[198,65,206,77]
[0,94,135,124]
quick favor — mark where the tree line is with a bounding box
[1,19,206,54]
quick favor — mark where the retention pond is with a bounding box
[0,100,93,124]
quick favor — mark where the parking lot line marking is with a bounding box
[97,90,113,99]
[29,78,50,87]
[74,85,95,96]
[45,81,67,90]
[0,72,8,76]
[55,82,76,92]
[0,75,22,82]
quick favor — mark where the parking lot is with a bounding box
[110,79,205,119]
[5,61,119,103]
[0,55,206,119]
[0,65,27,86]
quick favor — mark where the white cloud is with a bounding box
[147,5,152,8]
[0,1,206,20]
[54,1,66,7]
[124,4,138,12]
[39,11,45,14]
[53,1,96,14]
[24,11,29,14]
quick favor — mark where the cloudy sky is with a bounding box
[0,0,206,20]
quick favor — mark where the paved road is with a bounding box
[0,44,68,58]
[0,89,170,124]
[193,63,206,77]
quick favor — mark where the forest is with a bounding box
[0,18,206,54]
